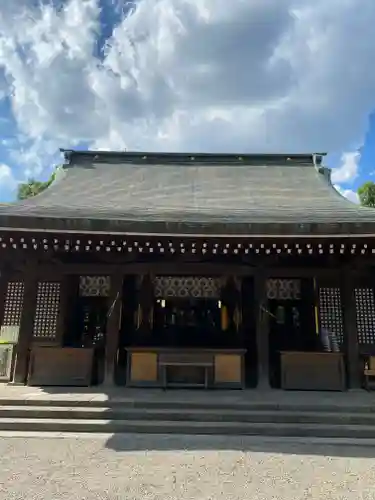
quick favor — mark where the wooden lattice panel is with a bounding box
[318,287,344,345]
[33,282,61,340]
[154,276,221,298]
[355,288,375,345]
[266,279,301,300]
[79,276,110,297]
[0,281,25,342]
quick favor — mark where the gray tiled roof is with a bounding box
[0,152,374,235]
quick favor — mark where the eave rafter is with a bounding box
[0,232,374,257]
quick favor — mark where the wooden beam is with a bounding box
[39,262,258,277]
[265,267,355,279]
[35,261,361,278]
[254,267,270,389]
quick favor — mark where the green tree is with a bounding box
[17,170,57,200]
[358,181,375,208]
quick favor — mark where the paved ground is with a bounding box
[0,433,375,500]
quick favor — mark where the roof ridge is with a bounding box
[61,149,326,167]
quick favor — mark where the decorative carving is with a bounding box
[0,281,25,343]
[266,279,301,300]
[355,288,375,345]
[33,282,61,340]
[154,276,221,298]
[79,276,110,297]
[318,287,344,345]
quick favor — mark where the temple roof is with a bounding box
[0,150,374,236]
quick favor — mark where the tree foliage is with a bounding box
[358,181,375,208]
[17,170,57,201]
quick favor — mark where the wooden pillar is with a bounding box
[341,269,361,389]
[255,268,270,389]
[0,268,10,330]
[102,271,123,386]
[137,274,154,338]
[13,266,38,384]
[55,274,69,346]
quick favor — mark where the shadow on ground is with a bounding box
[105,432,375,459]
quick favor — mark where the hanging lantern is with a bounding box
[276,305,285,325]
[136,304,143,329]
[233,306,242,331]
[148,306,154,328]
[221,305,229,331]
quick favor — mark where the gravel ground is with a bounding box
[0,434,375,500]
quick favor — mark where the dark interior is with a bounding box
[62,277,109,385]
[268,278,319,388]
[153,297,222,347]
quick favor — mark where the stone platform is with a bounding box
[1,385,375,439]
[0,384,374,410]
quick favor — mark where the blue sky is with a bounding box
[0,0,374,203]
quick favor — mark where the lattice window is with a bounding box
[79,276,110,297]
[0,281,24,343]
[266,279,301,300]
[318,287,344,345]
[154,276,221,298]
[355,288,375,344]
[33,282,61,340]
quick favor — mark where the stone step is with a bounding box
[2,405,375,426]
[1,417,375,438]
[1,397,375,414]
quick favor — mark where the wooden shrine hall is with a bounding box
[0,150,374,391]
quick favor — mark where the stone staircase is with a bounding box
[1,395,375,438]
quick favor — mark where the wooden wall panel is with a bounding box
[214,354,242,383]
[130,352,158,382]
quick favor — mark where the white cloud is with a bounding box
[331,151,360,184]
[334,185,359,205]
[0,0,374,180]
[0,163,17,193]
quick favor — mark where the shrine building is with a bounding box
[0,150,373,391]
